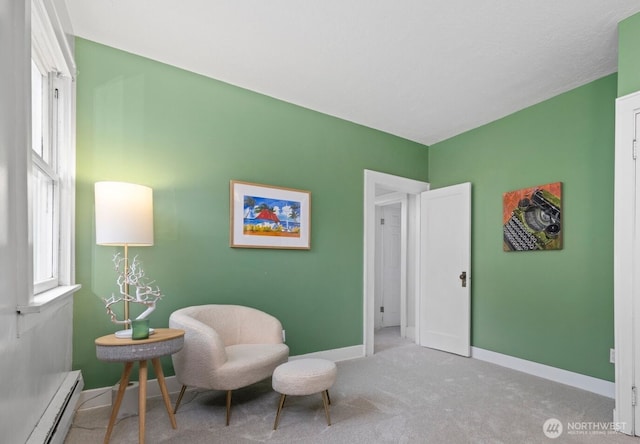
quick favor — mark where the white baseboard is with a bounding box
[471,347,615,398]
[77,375,183,411]
[289,345,365,362]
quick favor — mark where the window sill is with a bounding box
[16,284,81,337]
[17,284,81,314]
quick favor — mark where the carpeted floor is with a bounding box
[65,328,639,443]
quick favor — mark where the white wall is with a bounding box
[0,0,75,441]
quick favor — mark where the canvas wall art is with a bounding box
[503,182,562,251]
[230,180,311,249]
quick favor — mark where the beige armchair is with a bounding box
[169,304,289,425]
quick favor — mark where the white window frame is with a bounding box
[20,0,79,313]
[31,65,60,294]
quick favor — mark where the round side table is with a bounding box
[95,327,185,444]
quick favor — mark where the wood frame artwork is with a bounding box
[230,180,311,249]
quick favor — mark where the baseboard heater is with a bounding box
[27,370,84,444]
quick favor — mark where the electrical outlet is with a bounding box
[610,348,615,364]
[282,330,286,342]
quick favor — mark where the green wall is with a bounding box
[73,39,429,389]
[429,74,617,381]
[74,35,620,389]
[618,12,640,97]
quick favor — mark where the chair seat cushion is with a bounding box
[272,358,337,396]
[212,343,289,390]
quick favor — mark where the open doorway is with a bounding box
[363,170,430,356]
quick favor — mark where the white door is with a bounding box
[419,182,471,356]
[381,204,402,327]
[634,109,640,435]
[614,91,640,435]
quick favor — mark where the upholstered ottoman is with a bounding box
[272,358,337,429]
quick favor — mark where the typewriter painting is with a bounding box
[503,182,562,252]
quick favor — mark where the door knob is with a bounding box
[459,271,467,287]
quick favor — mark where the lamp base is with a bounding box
[115,328,155,339]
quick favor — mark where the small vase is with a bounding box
[131,319,150,340]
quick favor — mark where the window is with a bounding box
[30,0,75,297]
[31,59,59,293]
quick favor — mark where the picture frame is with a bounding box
[503,181,562,251]
[230,180,311,249]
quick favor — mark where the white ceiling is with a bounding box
[63,1,640,146]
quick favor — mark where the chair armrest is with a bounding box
[169,310,227,389]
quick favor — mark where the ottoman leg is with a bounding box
[321,390,331,426]
[273,394,287,430]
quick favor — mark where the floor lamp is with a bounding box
[95,181,154,338]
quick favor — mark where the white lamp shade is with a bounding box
[95,181,154,246]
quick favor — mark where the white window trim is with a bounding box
[18,284,80,314]
[31,0,73,79]
[18,0,80,327]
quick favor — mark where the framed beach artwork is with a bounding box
[230,180,311,249]
[503,181,562,251]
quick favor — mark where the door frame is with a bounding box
[614,90,640,435]
[363,170,430,356]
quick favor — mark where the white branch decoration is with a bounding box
[103,253,163,325]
